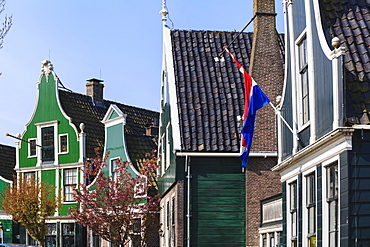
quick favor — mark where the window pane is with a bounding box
[308,206,316,234]
[64,169,77,202]
[29,139,36,156]
[60,135,68,152]
[62,223,75,247]
[42,127,54,162]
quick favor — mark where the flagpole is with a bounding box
[268,102,299,141]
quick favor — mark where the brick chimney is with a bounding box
[249,0,284,152]
[245,1,284,247]
[86,78,104,102]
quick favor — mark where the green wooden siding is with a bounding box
[19,73,79,168]
[189,157,246,246]
[1,220,13,243]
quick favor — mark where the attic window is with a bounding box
[59,134,68,154]
[28,138,37,157]
[42,126,55,162]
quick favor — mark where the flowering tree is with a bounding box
[1,175,62,247]
[0,0,12,49]
[70,151,161,247]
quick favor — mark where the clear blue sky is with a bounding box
[0,0,284,147]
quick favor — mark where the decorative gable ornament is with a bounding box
[41,60,54,82]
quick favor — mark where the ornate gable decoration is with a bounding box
[41,60,54,82]
[101,104,127,127]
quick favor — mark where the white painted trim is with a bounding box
[163,26,182,151]
[27,137,37,158]
[35,121,59,166]
[312,0,335,59]
[305,0,317,144]
[176,152,277,157]
[101,104,127,127]
[287,1,299,155]
[0,175,13,184]
[58,133,69,154]
[274,127,353,176]
[258,224,283,234]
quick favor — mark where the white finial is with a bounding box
[41,60,54,75]
[80,122,85,133]
[159,0,168,21]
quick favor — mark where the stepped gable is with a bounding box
[0,144,16,181]
[320,0,370,118]
[171,29,284,152]
[58,89,159,168]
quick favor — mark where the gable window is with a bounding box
[306,173,316,246]
[42,126,55,162]
[297,34,309,127]
[327,163,338,247]
[111,158,119,181]
[28,139,37,157]
[64,168,77,202]
[59,134,68,154]
[290,181,298,247]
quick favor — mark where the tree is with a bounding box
[70,151,161,247]
[0,0,12,49]
[1,175,62,247]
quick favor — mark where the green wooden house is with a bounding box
[15,60,159,246]
[0,144,16,244]
[157,0,284,246]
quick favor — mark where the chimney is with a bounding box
[145,120,159,136]
[86,78,104,102]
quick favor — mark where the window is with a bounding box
[59,134,68,153]
[111,158,119,181]
[290,181,298,246]
[62,223,75,247]
[132,218,142,247]
[24,172,36,182]
[45,223,56,247]
[306,173,316,246]
[28,139,37,157]
[42,126,55,162]
[297,35,309,127]
[64,169,77,202]
[327,163,338,247]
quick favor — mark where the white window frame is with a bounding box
[35,120,58,165]
[59,134,69,154]
[63,168,78,203]
[166,122,171,170]
[322,157,340,247]
[295,30,310,132]
[287,176,299,247]
[302,167,316,247]
[110,157,120,181]
[28,138,37,158]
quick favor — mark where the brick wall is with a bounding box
[246,157,282,247]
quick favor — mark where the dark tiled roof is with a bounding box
[320,0,370,118]
[171,30,285,152]
[0,144,16,181]
[58,90,159,168]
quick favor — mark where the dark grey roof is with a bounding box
[320,0,370,119]
[58,90,159,167]
[171,30,285,152]
[0,144,15,181]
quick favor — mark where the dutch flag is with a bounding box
[224,47,270,167]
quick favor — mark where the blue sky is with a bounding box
[0,0,284,146]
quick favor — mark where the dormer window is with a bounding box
[42,126,55,162]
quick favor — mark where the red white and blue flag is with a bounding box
[224,47,270,167]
